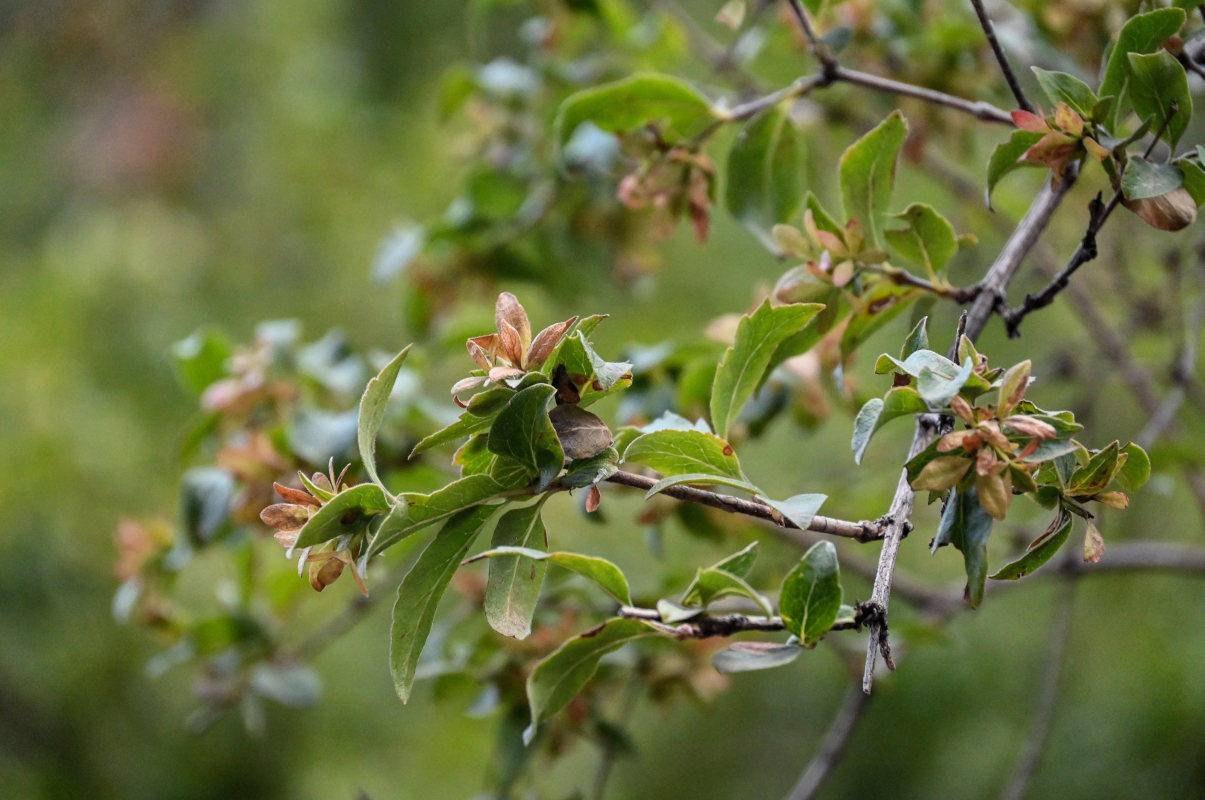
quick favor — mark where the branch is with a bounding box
[618,604,787,637]
[782,685,871,800]
[830,66,1013,125]
[969,0,1034,113]
[603,469,883,542]
[997,578,1075,800]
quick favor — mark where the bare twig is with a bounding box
[782,685,871,800]
[831,66,1013,125]
[969,0,1034,113]
[997,577,1076,800]
[785,0,838,73]
[603,469,882,542]
[618,605,787,637]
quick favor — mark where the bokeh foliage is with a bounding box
[3,1,1205,798]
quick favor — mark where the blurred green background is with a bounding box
[3,1,1204,798]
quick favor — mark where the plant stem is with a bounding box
[969,0,1034,113]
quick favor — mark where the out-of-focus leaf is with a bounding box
[390,505,495,703]
[725,104,803,248]
[180,467,235,546]
[623,429,743,479]
[838,111,908,248]
[1099,9,1186,131]
[484,503,548,640]
[712,642,802,673]
[900,317,929,359]
[1115,443,1151,493]
[710,300,823,440]
[358,345,412,492]
[555,73,714,149]
[1175,157,1205,206]
[487,384,563,491]
[524,618,659,743]
[296,483,390,548]
[1068,441,1122,495]
[990,509,1072,580]
[288,409,358,466]
[170,328,232,397]
[466,546,632,605]
[779,541,842,645]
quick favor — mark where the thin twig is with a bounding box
[997,577,1075,800]
[785,0,837,73]
[831,66,1013,125]
[969,0,1034,113]
[603,469,882,542]
[782,686,871,800]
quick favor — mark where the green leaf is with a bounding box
[369,474,505,557]
[933,486,994,608]
[644,472,762,499]
[180,466,235,546]
[1099,9,1185,132]
[851,387,928,464]
[466,546,632,605]
[779,541,842,646]
[900,317,929,360]
[358,345,412,492]
[555,73,715,149]
[997,360,1031,417]
[623,429,743,480]
[295,483,391,548]
[390,505,495,703]
[170,327,232,397]
[487,384,563,491]
[841,283,922,361]
[1115,443,1151,493]
[682,568,772,615]
[524,618,660,743]
[561,447,620,488]
[990,509,1072,580]
[1122,156,1185,201]
[411,411,497,457]
[725,104,803,249]
[710,300,823,440]
[1127,51,1191,148]
[838,110,908,248]
[1031,67,1097,118]
[759,493,827,530]
[885,203,959,276]
[1174,157,1205,206]
[707,540,760,579]
[916,357,974,410]
[985,130,1044,208]
[1068,441,1121,495]
[712,642,802,673]
[484,503,548,640]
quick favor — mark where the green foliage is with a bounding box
[779,542,842,646]
[725,104,803,248]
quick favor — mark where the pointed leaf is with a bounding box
[390,505,495,702]
[839,111,908,248]
[1031,68,1097,118]
[467,546,632,605]
[725,104,803,248]
[779,541,842,645]
[759,493,827,530]
[708,540,760,579]
[997,359,1032,416]
[623,429,743,479]
[369,474,505,557]
[484,504,548,639]
[525,618,660,743]
[916,357,974,410]
[712,642,802,673]
[852,387,928,463]
[991,509,1073,580]
[295,483,391,548]
[358,345,413,492]
[682,568,772,615]
[644,472,762,499]
[710,300,823,439]
[986,130,1044,208]
[841,283,922,361]
[934,486,994,607]
[900,317,929,360]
